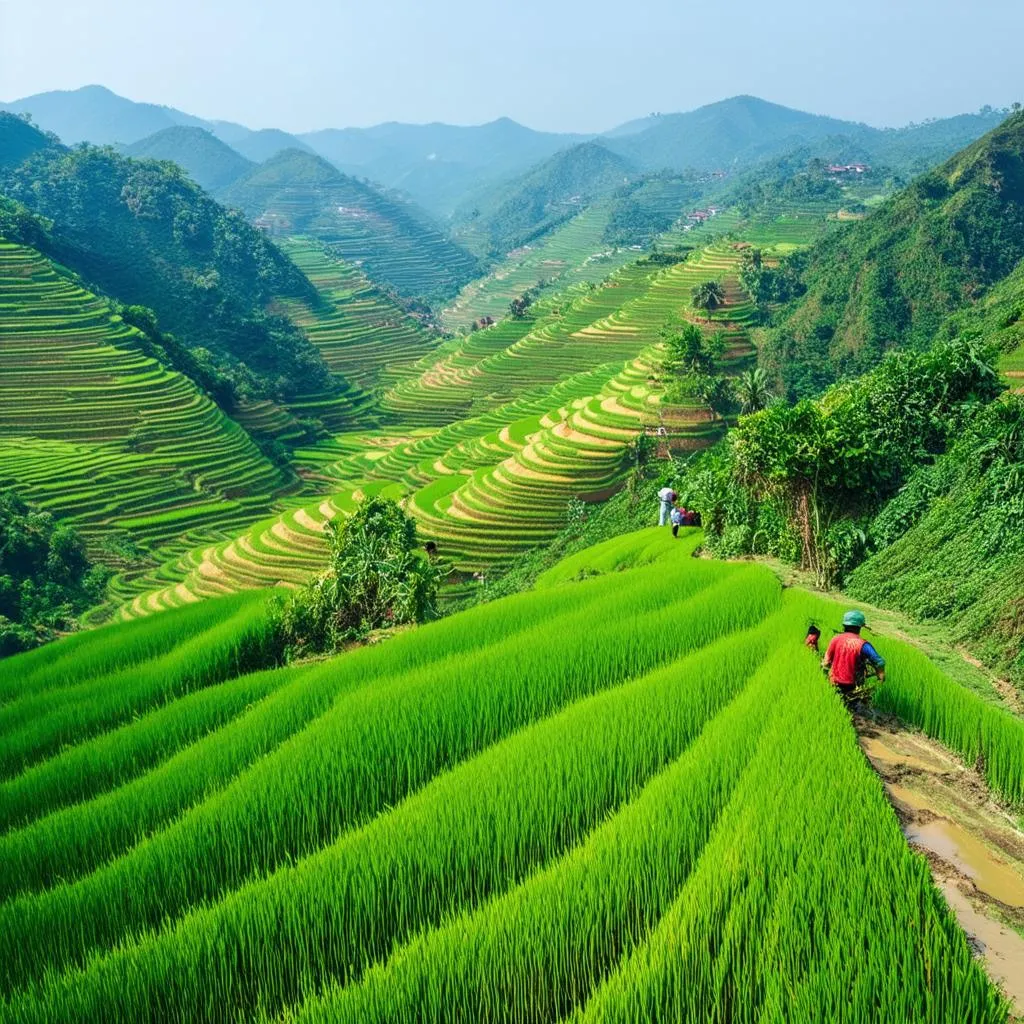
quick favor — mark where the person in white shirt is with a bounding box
[657,486,675,527]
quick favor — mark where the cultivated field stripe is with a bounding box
[0,560,672,899]
[288,647,792,1024]
[0,562,780,992]
[2,609,786,1023]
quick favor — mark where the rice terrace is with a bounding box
[1,5,1024,1022]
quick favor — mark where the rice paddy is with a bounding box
[0,192,831,624]
[0,241,294,562]
[119,231,763,613]
[441,205,642,331]
[0,528,1019,1022]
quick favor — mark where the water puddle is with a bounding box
[858,719,1024,1014]
[942,882,1024,1010]
[902,813,1024,908]
[859,734,950,774]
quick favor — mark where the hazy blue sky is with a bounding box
[2,0,1022,132]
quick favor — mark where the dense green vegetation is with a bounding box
[0,491,109,655]
[277,497,441,653]
[0,113,56,170]
[123,126,254,192]
[676,335,1024,678]
[1,145,331,403]
[847,392,1024,681]
[0,532,1019,1021]
[761,111,1024,397]
[602,172,706,246]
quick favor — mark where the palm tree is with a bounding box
[735,367,774,414]
[691,280,725,319]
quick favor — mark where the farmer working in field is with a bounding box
[821,610,886,702]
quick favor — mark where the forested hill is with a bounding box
[0,113,58,169]
[454,142,635,256]
[0,145,331,403]
[301,117,586,216]
[219,149,480,299]
[761,110,1024,397]
[0,84,208,146]
[123,126,254,192]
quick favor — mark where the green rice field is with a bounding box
[441,206,642,331]
[0,528,1019,1022]
[0,241,294,557]
[0,205,822,621]
[119,230,762,613]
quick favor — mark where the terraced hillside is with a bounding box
[218,149,480,299]
[121,231,767,614]
[2,531,1021,1022]
[277,238,438,388]
[441,207,642,331]
[602,173,707,245]
[0,241,291,556]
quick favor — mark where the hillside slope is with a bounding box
[215,127,313,164]
[604,95,1007,178]
[0,112,57,169]
[123,126,253,192]
[0,531,1019,1021]
[605,95,862,171]
[0,240,290,555]
[0,85,206,145]
[454,142,635,256]
[844,269,1024,683]
[220,149,480,298]
[276,238,439,388]
[1,146,333,403]
[762,110,1024,396]
[301,117,586,216]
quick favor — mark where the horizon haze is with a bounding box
[1,0,1022,133]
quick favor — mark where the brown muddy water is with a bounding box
[857,719,1024,1015]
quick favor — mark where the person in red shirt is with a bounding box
[804,624,821,653]
[822,610,886,703]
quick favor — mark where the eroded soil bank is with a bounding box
[857,716,1024,1016]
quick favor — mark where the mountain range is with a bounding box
[2,86,1010,218]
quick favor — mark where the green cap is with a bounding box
[842,609,867,629]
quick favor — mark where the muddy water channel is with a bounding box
[857,720,1024,1014]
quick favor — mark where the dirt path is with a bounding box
[856,714,1024,1016]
